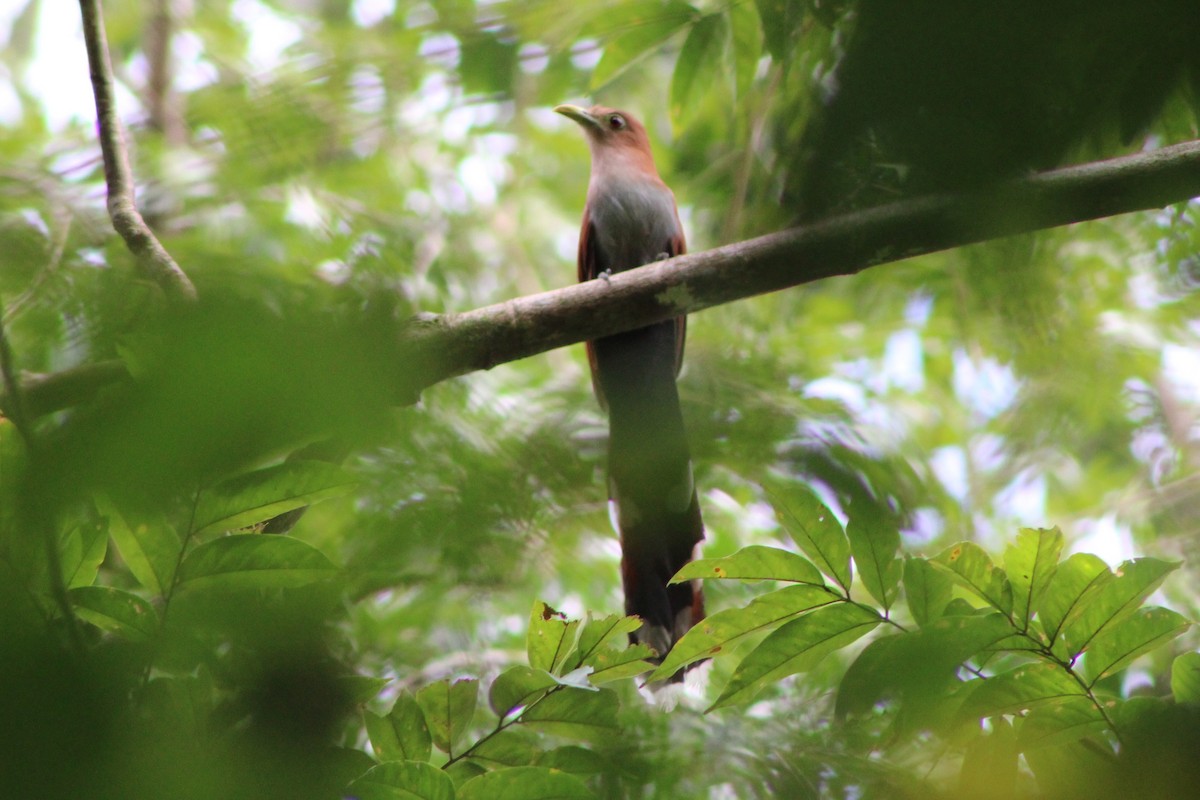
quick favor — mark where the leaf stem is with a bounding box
[139,485,203,692]
[444,684,565,768]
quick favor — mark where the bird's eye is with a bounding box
[608,114,626,130]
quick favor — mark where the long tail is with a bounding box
[591,319,705,677]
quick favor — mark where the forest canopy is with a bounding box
[1,1,1199,798]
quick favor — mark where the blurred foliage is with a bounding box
[1,0,1199,797]
[787,0,1200,216]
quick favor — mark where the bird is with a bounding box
[554,103,705,674]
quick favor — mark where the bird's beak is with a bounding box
[554,104,600,129]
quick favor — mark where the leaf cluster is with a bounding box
[652,485,1196,795]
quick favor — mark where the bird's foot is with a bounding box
[599,268,613,283]
[655,251,670,262]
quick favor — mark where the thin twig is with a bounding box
[444,683,566,768]
[77,0,196,303]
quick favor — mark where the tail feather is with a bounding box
[620,522,705,681]
[593,320,705,678]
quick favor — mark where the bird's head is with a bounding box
[554,104,658,175]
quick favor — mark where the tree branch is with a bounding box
[78,0,196,303]
[413,139,1200,391]
[8,140,1200,416]
[4,360,132,420]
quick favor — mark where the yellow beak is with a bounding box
[554,104,600,129]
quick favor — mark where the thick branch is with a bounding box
[78,0,196,303]
[5,361,132,419]
[415,139,1200,390]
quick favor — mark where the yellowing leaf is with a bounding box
[672,545,824,584]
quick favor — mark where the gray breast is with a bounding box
[588,179,679,273]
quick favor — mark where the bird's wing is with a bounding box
[578,215,597,283]
[579,217,690,398]
[579,216,607,408]
[667,230,686,377]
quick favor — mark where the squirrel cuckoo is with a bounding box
[555,104,705,670]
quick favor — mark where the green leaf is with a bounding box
[1017,697,1109,751]
[650,584,842,680]
[192,460,356,534]
[670,14,727,131]
[490,666,559,718]
[672,545,824,584]
[101,498,180,596]
[586,644,658,684]
[445,759,486,788]
[903,555,954,627]
[526,601,580,674]
[944,598,987,617]
[458,766,595,800]
[1036,552,1111,649]
[61,522,107,589]
[933,542,1013,615]
[70,586,158,641]
[1004,527,1064,628]
[340,675,391,705]
[520,687,619,739]
[1082,606,1190,685]
[325,747,378,791]
[176,534,337,591]
[556,614,652,681]
[5,0,39,65]
[459,34,517,96]
[711,603,880,710]
[536,746,609,775]
[467,729,541,768]
[837,613,1014,720]
[570,613,642,670]
[590,1,700,90]
[959,717,1018,799]
[727,0,761,100]
[960,662,1085,722]
[139,671,213,742]
[416,678,478,756]
[770,485,852,591]
[345,761,455,800]
[753,0,803,62]
[1062,558,1181,655]
[846,512,902,610]
[1171,651,1200,703]
[365,690,432,762]
[363,711,410,763]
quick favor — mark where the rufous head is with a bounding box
[555,103,662,180]
[554,104,654,154]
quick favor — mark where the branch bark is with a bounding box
[411,139,1200,392]
[144,0,186,146]
[78,0,196,303]
[5,360,132,419]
